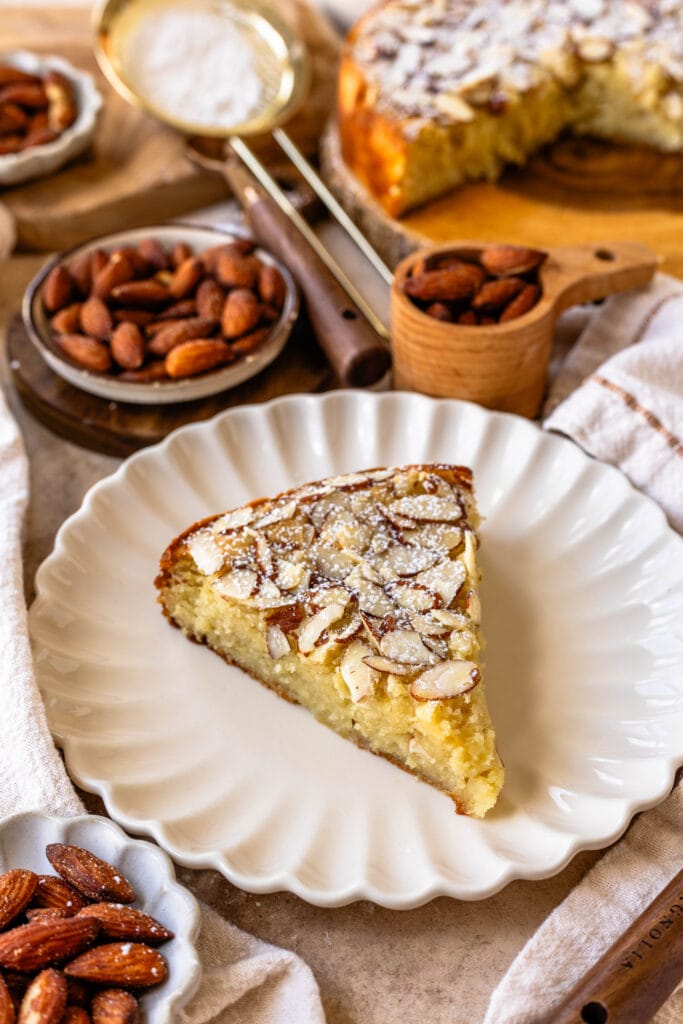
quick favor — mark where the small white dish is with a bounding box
[0,51,102,187]
[23,224,299,405]
[29,393,683,908]
[0,811,202,1023]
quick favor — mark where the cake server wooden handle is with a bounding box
[549,867,683,1024]
[223,150,391,388]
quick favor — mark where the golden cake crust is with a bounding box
[338,0,683,215]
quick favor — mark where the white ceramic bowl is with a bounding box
[0,51,102,186]
[0,812,202,1022]
[23,223,299,404]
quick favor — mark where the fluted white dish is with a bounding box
[0,51,102,186]
[0,812,201,1022]
[29,393,683,908]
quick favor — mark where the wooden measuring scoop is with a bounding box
[391,241,658,417]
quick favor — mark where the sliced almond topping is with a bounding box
[298,603,347,653]
[362,654,412,676]
[187,533,224,575]
[213,507,255,532]
[252,500,298,529]
[410,660,480,701]
[340,641,378,701]
[346,571,394,617]
[375,545,442,579]
[249,531,274,578]
[308,492,352,530]
[575,37,615,62]
[359,610,382,644]
[266,625,290,659]
[390,495,463,523]
[416,561,466,606]
[462,530,478,580]
[433,92,476,122]
[315,546,357,581]
[380,506,417,530]
[213,568,258,600]
[408,612,452,637]
[276,560,309,591]
[253,578,285,607]
[432,608,469,629]
[466,590,482,626]
[313,586,351,610]
[379,629,438,665]
[389,581,441,612]
[329,613,363,644]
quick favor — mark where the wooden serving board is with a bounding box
[1,4,340,252]
[322,127,683,278]
[7,313,331,456]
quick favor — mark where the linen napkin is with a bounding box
[0,383,326,1022]
[485,273,683,1024]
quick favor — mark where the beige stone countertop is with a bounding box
[0,253,604,1024]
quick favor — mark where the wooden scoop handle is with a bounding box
[545,241,659,316]
[550,867,683,1024]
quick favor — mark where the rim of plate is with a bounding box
[30,392,683,907]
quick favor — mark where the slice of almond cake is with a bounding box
[155,464,503,817]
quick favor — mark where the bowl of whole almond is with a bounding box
[23,224,298,404]
[0,52,102,186]
[0,812,201,1024]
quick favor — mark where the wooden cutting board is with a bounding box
[1,4,340,252]
[322,127,683,278]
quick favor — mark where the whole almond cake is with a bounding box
[156,465,504,817]
[338,0,683,215]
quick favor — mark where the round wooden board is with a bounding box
[321,127,683,278]
[8,314,331,457]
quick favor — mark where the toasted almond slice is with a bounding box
[462,531,478,580]
[415,561,466,606]
[328,613,363,644]
[408,612,452,637]
[390,495,463,523]
[362,655,412,676]
[298,604,346,653]
[252,500,297,529]
[275,560,309,591]
[346,572,394,617]
[410,660,480,701]
[432,608,469,629]
[312,586,351,610]
[466,590,481,626]
[213,568,258,600]
[359,610,382,644]
[266,625,290,659]
[389,582,440,612]
[379,629,438,665]
[213,507,255,532]
[380,506,417,530]
[375,545,442,579]
[187,533,224,575]
[340,641,378,701]
[315,546,356,581]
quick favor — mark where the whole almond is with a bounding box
[76,904,173,945]
[0,974,13,1024]
[0,84,47,109]
[64,943,168,989]
[456,310,477,325]
[112,309,155,327]
[257,264,286,309]
[0,918,100,972]
[158,299,196,320]
[117,362,169,383]
[0,103,28,134]
[43,266,75,314]
[403,269,476,303]
[480,245,547,278]
[55,335,112,374]
[80,297,112,340]
[51,303,83,335]
[91,990,137,1024]
[110,322,145,370]
[46,846,136,905]
[0,135,22,155]
[109,248,149,279]
[231,326,271,355]
[137,238,169,272]
[62,1008,91,1024]
[147,316,217,357]
[0,871,39,930]
[90,251,109,283]
[25,910,67,924]
[200,238,255,273]
[68,252,94,297]
[17,970,66,1024]
[221,288,260,338]
[92,256,135,301]
[0,66,41,87]
[216,252,260,290]
[165,339,233,378]
[195,278,225,320]
[35,874,84,912]
[168,257,202,299]
[145,318,185,338]
[21,128,59,151]
[433,257,486,291]
[424,302,453,322]
[471,277,525,311]
[499,282,541,322]
[170,242,192,269]
[109,281,169,308]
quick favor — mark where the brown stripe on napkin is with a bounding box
[591,375,683,456]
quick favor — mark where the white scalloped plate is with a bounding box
[29,393,683,908]
[0,813,201,1022]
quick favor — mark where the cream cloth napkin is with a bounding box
[485,273,683,1024]
[0,384,326,1022]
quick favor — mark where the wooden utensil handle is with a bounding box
[243,193,391,388]
[550,867,683,1024]
[545,241,658,316]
